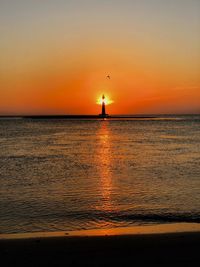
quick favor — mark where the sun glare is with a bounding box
[96,95,114,105]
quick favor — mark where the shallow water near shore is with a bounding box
[1,223,200,240]
[0,115,200,234]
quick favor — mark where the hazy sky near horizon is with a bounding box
[0,0,200,114]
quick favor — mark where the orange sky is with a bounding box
[0,0,200,115]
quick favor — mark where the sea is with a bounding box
[0,115,200,234]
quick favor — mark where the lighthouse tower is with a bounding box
[99,94,108,118]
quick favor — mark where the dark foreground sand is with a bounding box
[0,232,200,267]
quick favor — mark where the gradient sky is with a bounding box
[0,0,200,115]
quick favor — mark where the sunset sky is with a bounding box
[0,0,200,115]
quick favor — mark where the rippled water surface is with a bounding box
[0,115,200,234]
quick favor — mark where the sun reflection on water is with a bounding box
[97,121,113,214]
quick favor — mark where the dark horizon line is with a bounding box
[0,113,199,118]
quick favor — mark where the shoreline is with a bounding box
[1,230,200,266]
[1,222,200,240]
[1,223,200,266]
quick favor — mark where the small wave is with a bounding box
[112,213,200,223]
[50,211,200,224]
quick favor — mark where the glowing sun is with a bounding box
[96,95,114,105]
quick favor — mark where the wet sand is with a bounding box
[1,231,200,266]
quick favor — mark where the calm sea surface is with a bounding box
[0,115,200,234]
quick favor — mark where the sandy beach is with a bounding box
[1,230,200,267]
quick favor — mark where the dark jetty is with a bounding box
[22,115,156,119]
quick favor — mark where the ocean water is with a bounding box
[0,115,200,234]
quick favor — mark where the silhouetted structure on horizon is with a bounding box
[99,95,109,118]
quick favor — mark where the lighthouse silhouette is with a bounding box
[99,94,108,118]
